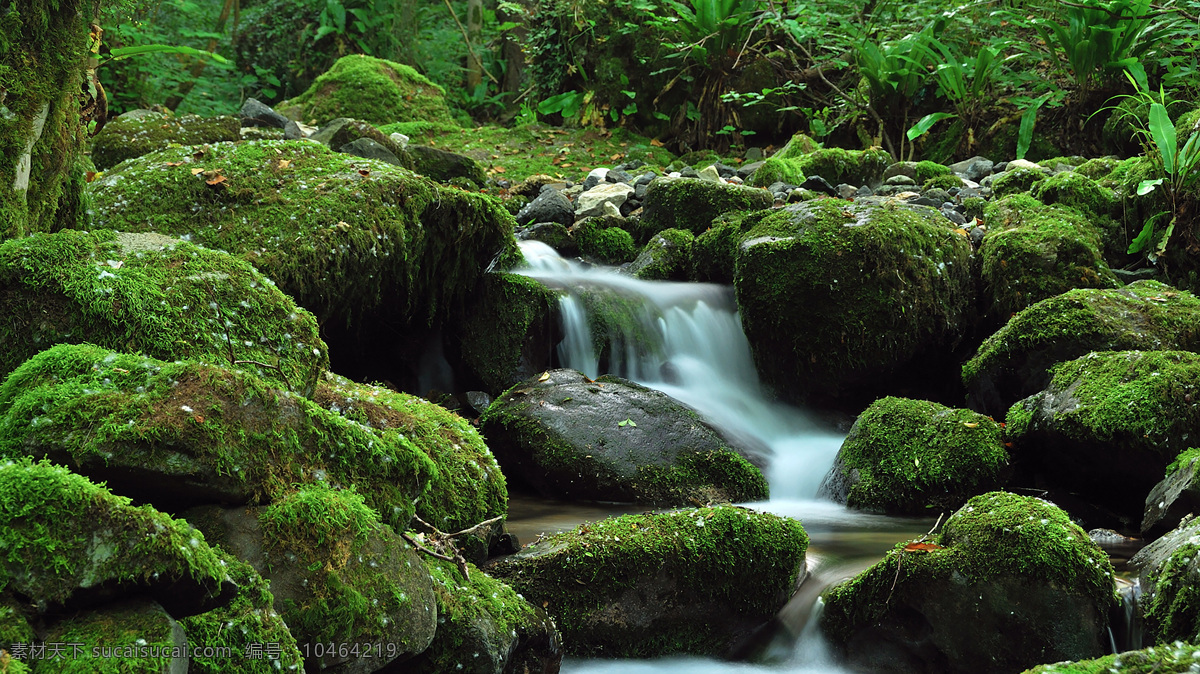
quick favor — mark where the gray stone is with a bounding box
[516,188,575,226]
[239,98,290,128]
[837,184,858,199]
[885,174,917,186]
[882,161,918,181]
[339,137,404,166]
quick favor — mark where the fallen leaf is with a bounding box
[194,415,205,423]
[962,422,979,428]
[650,138,664,147]
[164,161,183,167]
[358,169,371,177]
[278,159,291,169]
[190,168,205,175]
[538,371,551,382]
[493,165,506,173]
[953,228,968,236]
[903,542,943,552]
[85,171,98,182]
[610,153,621,160]
[205,174,227,186]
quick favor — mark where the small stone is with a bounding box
[697,165,723,182]
[837,184,859,199]
[885,174,917,186]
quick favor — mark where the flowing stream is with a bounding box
[510,241,932,672]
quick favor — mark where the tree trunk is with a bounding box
[1,0,94,240]
[466,0,484,90]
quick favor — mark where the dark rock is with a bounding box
[516,188,575,227]
[454,272,559,395]
[739,160,765,180]
[800,174,837,196]
[940,206,967,225]
[310,117,410,165]
[634,171,657,187]
[1143,450,1200,536]
[606,168,634,185]
[44,599,190,671]
[407,144,488,186]
[856,185,873,197]
[479,369,768,504]
[1113,267,1161,283]
[679,166,700,179]
[283,119,307,139]
[909,196,942,208]
[1130,515,1200,644]
[239,98,290,128]
[465,390,493,415]
[837,184,858,199]
[339,137,403,166]
[638,176,773,239]
[882,161,918,181]
[885,174,917,186]
[922,188,952,204]
[629,228,694,281]
[713,162,737,178]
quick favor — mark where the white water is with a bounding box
[515,241,855,672]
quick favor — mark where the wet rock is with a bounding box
[43,599,189,672]
[408,144,489,186]
[1130,515,1200,645]
[239,98,290,128]
[1143,448,1200,536]
[90,111,240,170]
[629,228,694,281]
[311,117,411,163]
[340,137,404,166]
[639,176,772,240]
[963,281,1200,417]
[276,54,456,126]
[818,397,1009,515]
[822,492,1115,674]
[486,506,807,657]
[454,271,559,396]
[517,187,575,227]
[1021,642,1200,673]
[479,369,768,505]
[1005,350,1200,521]
[517,222,578,256]
[573,219,638,264]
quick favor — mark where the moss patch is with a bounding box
[991,166,1049,197]
[1022,642,1200,673]
[0,229,327,394]
[89,112,240,170]
[574,220,638,264]
[276,54,456,126]
[486,505,807,657]
[748,155,805,187]
[914,160,952,183]
[43,599,187,673]
[639,177,773,240]
[456,272,559,394]
[631,228,694,280]
[87,140,518,326]
[750,148,890,188]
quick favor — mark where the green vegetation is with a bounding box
[1022,642,1200,674]
[276,54,457,126]
[575,220,639,264]
[632,228,695,280]
[90,112,240,170]
[639,177,773,240]
[456,272,559,394]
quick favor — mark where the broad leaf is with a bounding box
[1149,102,1177,175]
[907,112,957,141]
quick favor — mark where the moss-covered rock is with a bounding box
[923,173,965,191]
[1130,515,1200,645]
[734,199,973,401]
[818,397,1009,515]
[276,54,457,127]
[179,548,305,673]
[480,369,768,505]
[991,165,1050,197]
[1022,641,1200,673]
[749,148,891,188]
[963,281,1200,417]
[1142,447,1200,536]
[313,372,507,537]
[42,598,189,672]
[0,344,434,530]
[0,229,326,394]
[454,271,559,396]
[308,116,413,164]
[1074,157,1120,181]
[1005,350,1200,519]
[485,505,807,657]
[188,485,437,672]
[914,160,953,182]
[409,558,562,673]
[573,219,638,264]
[629,228,694,280]
[690,211,755,283]
[408,144,489,186]
[0,457,231,613]
[88,140,517,326]
[89,111,241,171]
[822,491,1115,674]
[980,195,1119,319]
[638,177,773,240]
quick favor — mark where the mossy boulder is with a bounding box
[485,506,808,657]
[88,140,517,326]
[822,491,1115,674]
[734,199,973,401]
[0,457,232,615]
[179,548,305,673]
[629,228,694,280]
[1130,515,1200,645]
[42,598,189,672]
[773,132,821,158]
[409,558,562,674]
[990,165,1050,197]
[749,148,891,188]
[914,160,953,182]
[573,219,638,265]
[313,372,507,538]
[1142,448,1200,536]
[479,369,768,505]
[0,229,327,394]
[1032,171,1116,218]
[89,111,241,171]
[0,344,435,530]
[408,144,489,187]
[817,397,1009,515]
[187,485,437,672]
[980,195,1119,320]
[1022,642,1200,674]
[308,116,413,164]
[453,272,559,396]
[1074,157,1120,181]
[963,281,1200,417]
[638,177,773,240]
[276,54,457,127]
[1005,350,1200,520]
[690,211,752,283]
[923,173,965,191]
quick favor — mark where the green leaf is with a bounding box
[1017,93,1051,160]
[907,112,957,141]
[108,44,230,64]
[1128,211,1166,253]
[618,418,637,427]
[1149,102,1177,175]
[1137,178,1163,195]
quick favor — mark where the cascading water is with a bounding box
[514,240,866,672]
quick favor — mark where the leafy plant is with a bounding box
[855,23,937,159]
[906,39,1008,149]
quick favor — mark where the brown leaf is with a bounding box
[538,371,551,382]
[903,542,943,552]
[278,159,291,169]
[649,138,664,147]
[164,161,183,167]
[85,171,98,183]
[205,174,227,186]
[190,168,205,175]
[358,169,371,177]
[492,166,506,173]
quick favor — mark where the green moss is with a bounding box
[991,166,1049,197]
[577,288,655,363]
[1139,525,1200,645]
[0,595,33,647]
[457,272,559,394]
[44,599,187,673]
[1038,156,1087,169]
[922,173,964,191]
[748,155,806,187]
[0,457,229,606]
[277,54,456,126]
[773,132,821,158]
[1022,642,1200,673]
[632,228,694,280]
[487,505,807,657]
[750,148,891,188]
[1075,157,1120,181]
[691,211,761,283]
[980,196,1119,318]
[632,447,768,504]
[639,177,773,240]
[314,373,507,533]
[914,160,952,183]
[180,548,305,673]
[1165,447,1200,478]
[829,397,1008,515]
[961,196,987,221]
[0,229,327,394]
[0,344,434,531]
[963,281,1200,391]
[574,220,637,264]
[822,491,1116,644]
[87,140,518,326]
[90,113,241,170]
[1032,171,1115,218]
[733,199,973,396]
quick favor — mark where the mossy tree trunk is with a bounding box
[0,0,94,241]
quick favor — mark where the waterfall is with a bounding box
[515,240,844,501]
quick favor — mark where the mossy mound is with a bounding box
[914,160,953,182]
[923,173,964,191]
[1074,157,1120,181]
[822,491,1115,673]
[485,506,807,657]
[773,132,821,158]
[690,211,755,283]
[630,228,694,280]
[276,54,456,127]
[980,195,1119,319]
[1022,642,1200,673]
[0,344,434,530]
[573,219,638,264]
[749,148,891,188]
[734,199,973,400]
[408,144,488,186]
[638,177,773,240]
[88,140,517,326]
[454,271,559,395]
[480,369,768,505]
[180,548,304,673]
[313,372,507,535]
[1005,350,1200,519]
[89,111,240,170]
[1130,516,1200,645]
[818,397,1009,515]
[0,457,231,611]
[963,281,1200,417]
[409,558,561,673]
[0,228,326,394]
[42,598,189,672]
[990,166,1050,197]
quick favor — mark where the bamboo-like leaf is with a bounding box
[1017,93,1051,160]
[1128,211,1166,253]
[1137,178,1163,195]
[108,44,230,64]
[1149,102,1177,175]
[907,112,957,141]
